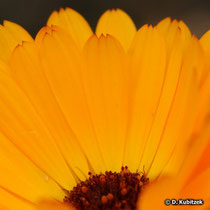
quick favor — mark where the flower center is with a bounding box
[64,166,149,209]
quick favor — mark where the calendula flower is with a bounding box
[0,7,209,210]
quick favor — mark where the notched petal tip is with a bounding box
[47,7,93,49]
[35,26,52,47]
[136,24,150,32]
[84,32,125,55]
[35,25,65,48]
[12,41,28,54]
[102,8,126,14]
[35,24,81,56]
[11,40,34,56]
[86,33,113,43]
[0,20,33,62]
[96,8,136,51]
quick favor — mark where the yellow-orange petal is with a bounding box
[189,140,210,181]
[194,74,210,133]
[200,30,210,83]
[1,60,76,190]
[0,130,66,204]
[123,25,167,172]
[0,21,33,62]
[139,172,210,210]
[139,157,210,210]
[138,177,178,210]
[37,200,75,210]
[200,30,210,54]
[148,37,203,178]
[0,187,35,210]
[176,121,210,186]
[156,17,191,53]
[195,30,210,135]
[96,9,136,51]
[47,8,93,49]
[124,25,202,180]
[34,26,105,175]
[82,34,128,171]
[180,169,210,209]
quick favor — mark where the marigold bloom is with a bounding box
[0,7,209,210]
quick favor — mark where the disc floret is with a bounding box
[64,166,149,209]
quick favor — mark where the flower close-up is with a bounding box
[0,7,210,210]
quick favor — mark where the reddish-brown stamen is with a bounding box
[64,166,149,209]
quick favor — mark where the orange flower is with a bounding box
[0,8,209,210]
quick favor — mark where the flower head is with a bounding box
[0,7,209,210]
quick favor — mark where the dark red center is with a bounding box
[64,166,149,209]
